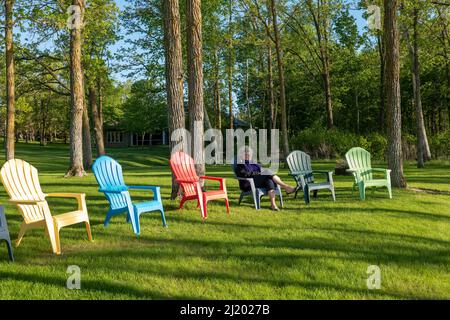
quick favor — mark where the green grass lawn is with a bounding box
[0,143,449,299]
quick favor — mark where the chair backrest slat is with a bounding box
[0,159,47,223]
[169,151,199,196]
[286,151,314,183]
[92,156,129,210]
[345,147,373,181]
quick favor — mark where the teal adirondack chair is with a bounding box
[286,150,335,204]
[92,156,167,235]
[345,147,392,200]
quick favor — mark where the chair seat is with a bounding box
[307,181,333,190]
[363,179,388,186]
[53,210,88,229]
[134,200,163,214]
[204,190,228,200]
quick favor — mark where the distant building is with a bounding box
[104,126,168,148]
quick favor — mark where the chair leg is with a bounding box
[52,225,62,255]
[6,239,14,262]
[238,193,244,205]
[131,212,141,236]
[16,223,27,247]
[160,208,168,227]
[179,197,187,210]
[303,185,310,204]
[313,190,318,199]
[85,221,93,241]
[225,198,230,214]
[278,186,284,208]
[330,186,336,201]
[358,182,366,200]
[387,184,392,199]
[200,197,208,219]
[105,210,114,227]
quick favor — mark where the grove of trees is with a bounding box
[1,0,449,190]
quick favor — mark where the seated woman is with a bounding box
[235,147,296,211]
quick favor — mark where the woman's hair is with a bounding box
[237,146,254,162]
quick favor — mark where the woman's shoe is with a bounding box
[270,206,280,211]
[286,186,298,195]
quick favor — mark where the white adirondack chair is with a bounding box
[0,159,92,254]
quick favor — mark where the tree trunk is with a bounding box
[82,101,93,169]
[187,0,205,178]
[384,0,406,188]
[40,99,47,146]
[163,0,186,199]
[89,83,105,156]
[322,65,333,129]
[270,0,289,158]
[377,33,386,132]
[227,0,233,129]
[267,45,275,130]
[66,0,86,177]
[213,48,222,130]
[5,0,15,160]
[409,7,431,167]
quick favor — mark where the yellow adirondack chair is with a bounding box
[0,159,92,255]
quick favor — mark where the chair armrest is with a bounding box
[200,176,226,190]
[128,185,159,191]
[176,179,198,184]
[46,193,85,198]
[236,177,253,181]
[128,185,161,202]
[200,176,225,181]
[9,199,44,204]
[312,170,333,174]
[371,168,391,173]
[45,193,87,212]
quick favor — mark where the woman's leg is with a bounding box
[272,175,296,193]
[268,190,277,209]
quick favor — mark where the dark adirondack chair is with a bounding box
[231,158,283,210]
[286,150,336,204]
[0,206,14,261]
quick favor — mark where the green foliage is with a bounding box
[122,79,167,134]
[291,124,370,159]
[429,131,450,159]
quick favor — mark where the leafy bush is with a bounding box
[291,125,370,159]
[430,131,450,159]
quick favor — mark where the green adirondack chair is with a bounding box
[345,147,392,200]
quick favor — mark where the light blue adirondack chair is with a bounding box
[345,147,392,200]
[286,150,336,204]
[92,156,167,235]
[231,158,283,210]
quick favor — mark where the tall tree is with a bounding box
[82,101,93,169]
[5,0,15,160]
[187,0,205,177]
[89,80,105,156]
[227,0,234,129]
[269,0,289,157]
[384,0,406,187]
[66,0,87,177]
[404,4,432,167]
[163,0,186,199]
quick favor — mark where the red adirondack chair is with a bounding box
[169,151,230,219]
